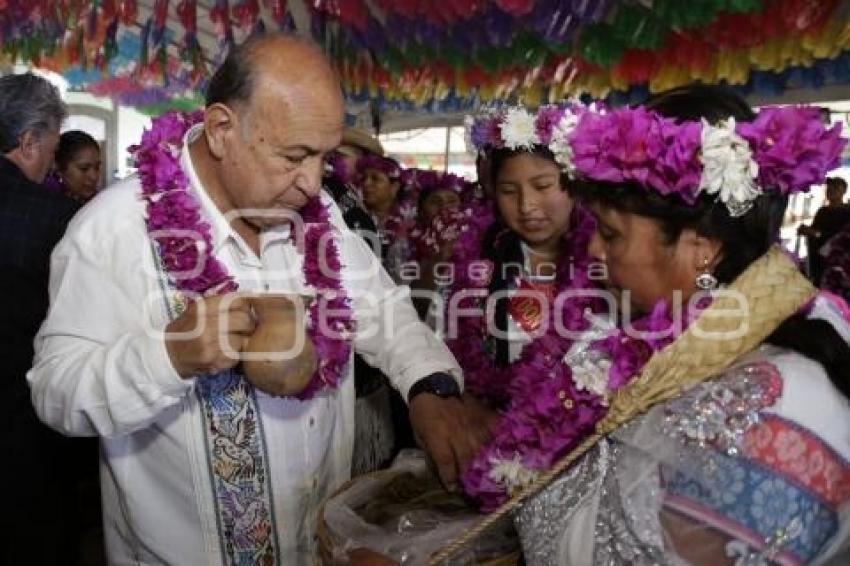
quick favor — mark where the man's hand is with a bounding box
[165,294,256,378]
[459,392,500,440]
[408,393,497,491]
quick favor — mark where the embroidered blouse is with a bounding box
[515,295,850,565]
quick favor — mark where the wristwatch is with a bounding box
[407,372,462,403]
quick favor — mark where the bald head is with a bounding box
[206,34,343,119]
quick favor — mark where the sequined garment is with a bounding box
[593,442,667,565]
[514,352,850,565]
[514,442,611,565]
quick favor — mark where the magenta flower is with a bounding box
[469,114,504,150]
[570,107,702,202]
[737,106,847,194]
[534,105,566,146]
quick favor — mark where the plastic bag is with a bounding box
[321,450,518,565]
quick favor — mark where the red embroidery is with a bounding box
[743,416,850,507]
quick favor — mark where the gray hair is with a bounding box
[0,72,67,153]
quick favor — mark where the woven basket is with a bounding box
[316,469,519,565]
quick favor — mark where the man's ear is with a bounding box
[204,103,239,160]
[18,130,40,164]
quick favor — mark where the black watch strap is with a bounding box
[407,372,461,403]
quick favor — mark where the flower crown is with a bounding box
[356,153,401,180]
[401,168,472,199]
[466,103,586,176]
[467,103,846,216]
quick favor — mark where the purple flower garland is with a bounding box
[446,200,712,509]
[462,291,710,510]
[444,202,596,405]
[132,110,355,400]
[470,104,846,214]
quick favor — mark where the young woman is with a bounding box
[500,85,850,564]
[46,130,102,203]
[405,169,472,323]
[445,104,594,406]
[357,154,416,283]
[413,169,465,228]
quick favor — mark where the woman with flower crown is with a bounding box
[357,154,417,283]
[442,103,594,417]
[457,85,850,565]
[404,169,477,323]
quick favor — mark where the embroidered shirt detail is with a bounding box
[198,371,280,566]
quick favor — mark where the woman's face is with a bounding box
[336,144,363,180]
[60,145,102,202]
[493,153,573,253]
[419,189,461,225]
[587,203,720,314]
[361,168,399,212]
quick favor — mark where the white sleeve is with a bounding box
[27,218,192,439]
[333,208,462,401]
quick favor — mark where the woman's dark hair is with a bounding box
[55,130,99,171]
[575,84,849,395]
[481,223,523,368]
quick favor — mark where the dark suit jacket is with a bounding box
[0,156,79,415]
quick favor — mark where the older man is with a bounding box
[0,73,83,565]
[29,35,483,564]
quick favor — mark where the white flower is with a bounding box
[500,107,539,149]
[549,110,580,174]
[488,454,539,493]
[571,355,612,404]
[587,101,606,115]
[698,118,761,216]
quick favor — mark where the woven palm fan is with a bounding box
[429,246,817,565]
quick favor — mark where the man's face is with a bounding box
[826,183,847,205]
[217,80,344,229]
[18,129,60,183]
[35,130,60,182]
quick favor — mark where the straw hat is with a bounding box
[341,127,384,156]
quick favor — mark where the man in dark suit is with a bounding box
[798,177,850,284]
[0,72,82,565]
